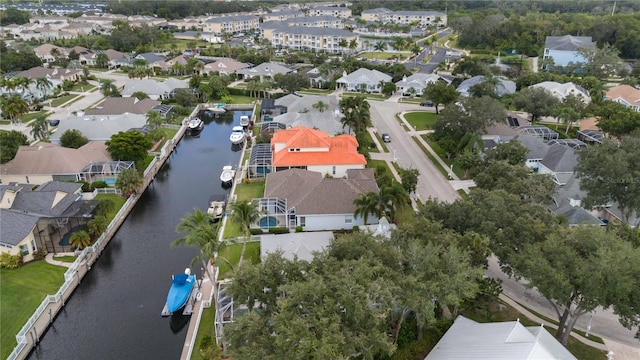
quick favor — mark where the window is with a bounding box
[20,244,29,256]
[31,240,36,251]
[332,166,336,175]
[345,216,353,224]
[299,216,306,227]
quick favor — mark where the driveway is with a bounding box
[367,99,459,203]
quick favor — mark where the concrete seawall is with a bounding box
[8,123,187,360]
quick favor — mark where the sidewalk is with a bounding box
[44,253,74,268]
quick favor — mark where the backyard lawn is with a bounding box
[227,95,254,104]
[70,83,96,92]
[404,111,438,130]
[342,92,388,101]
[234,181,265,203]
[217,241,260,279]
[94,194,126,222]
[0,261,67,359]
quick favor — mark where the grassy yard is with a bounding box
[342,92,388,101]
[52,255,77,263]
[0,120,11,125]
[403,111,438,131]
[227,95,255,104]
[223,218,241,239]
[21,111,50,123]
[297,88,334,95]
[51,94,79,107]
[70,83,96,92]
[217,241,260,279]
[234,181,265,203]
[373,132,389,152]
[0,261,67,359]
[94,194,126,222]
[361,130,379,153]
[359,51,411,60]
[367,159,395,181]
[137,155,155,173]
[421,134,466,179]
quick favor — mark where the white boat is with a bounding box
[239,115,250,127]
[220,165,235,186]
[187,118,204,135]
[206,106,226,114]
[207,196,226,221]
[229,126,245,145]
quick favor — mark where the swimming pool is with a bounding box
[96,177,116,186]
[59,225,85,246]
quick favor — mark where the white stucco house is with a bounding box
[395,73,451,97]
[336,68,392,93]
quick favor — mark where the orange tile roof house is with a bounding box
[270,126,366,177]
[604,85,640,112]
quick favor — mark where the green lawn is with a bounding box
[297,88,334,95]
[367,159,395,182]
[234,181,265,203]
[70,83,96,92]
[94,194,126,222]
[21,111,50,123]
[190,306,216,360]
[52,255,76,263]
[361,130,379,153]
[342,92,388,101]
[359,51,411,60]
[136,155,155,173]
[217,241,260,279]
[0,261,67,359]
[222,218,241,240]
[421,134,466,179]
[227,95,254,104]
[403,111,439,131]
[51,94,79,107]
[0,120,11,125]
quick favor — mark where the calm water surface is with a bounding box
[28,110,250,360]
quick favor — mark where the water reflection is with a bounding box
[169,314,191,334]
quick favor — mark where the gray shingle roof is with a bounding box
[0,210,39,246]
[499,134,550,160]
[49,113,147,143]
[264,169,379,216]
[544,35,593,51]
[84,97,160,116]
[236,62,293,78]
[457,76,516,97]
[540,143,578,172]
[273,94,345,135]
[336,68,392,86]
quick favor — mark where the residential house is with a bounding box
[395,73,450,97]
[300,66,333,88]
[69,46,95,65]
[425,316,576,360]
[265,24,358,54]
[542,35,594,70]
[17,66,81,83]
[262,168,379,231]
[121,77,189,100]
[604,84,640,112]
[260,231,334,262]
[84,97,161,116]
[203,58,250,76]
[270,126,366,177]
[267,94,345,135]
[529,81,591,103]
[156,55,204,73]
[88,49,126,69]
[308,6,352,19]
[483,134,550,170]
[361,8,446,26]
[537,143,578,185]
[549,175,605,227]
[0,142,125,185]
[33,44,68,64]
[262,10,305,22]
[173,30,222,44]
[132,52,168,68]
[49,113,148,143]
[336,68,392,93]
[61,22,95,37]
[456,75,516,97]
[0,181,99,261]
[203,14,260,34]
[236,62,293,81]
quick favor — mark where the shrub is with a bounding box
[249,228,264,235]
[0,253,23,269]
[295,226,303,232]
[91,181,108,190]
[199,334,213,350]
[76,180,91,192]
[352,225,360,232]
[32,248,47,260]
[268,227,289,234]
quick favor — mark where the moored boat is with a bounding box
[162,268,197,316]
[229,126,245,145]
[207,195,226,222]
[186,118,204,135]
[220,165,235,187]
[239,115,250,127]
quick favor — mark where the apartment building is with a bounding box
[308,6,352,19]
[284,15,344,29]
[203,14,260,34]
[361,8,447,26]
[263,10,305,22]
[267,25,359,54]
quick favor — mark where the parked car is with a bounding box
[382,133,391,143]
[49,119,60,126]
[420,100,434,107]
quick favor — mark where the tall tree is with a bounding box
[35,77,53,98]
[353,191,382,225]
[339,95,371,134]
[398,168,419,196]
[95,52,110,68]
[59,129,88,149]
[474,161,555,205]
[593,100,640,138]
[510,226,640,345]
[513,87,560,122]
[106,130,152,162]
[579,43,626,79]
[422,81,459,114]
[273,73,309,94]
[69,230,92,250]
[311,100,328,112]
[483,140,528,166]
[174,208,224,280]
[0,130,28,163]
[87,215,108,240]
[575,136,640,224]
[0,94,29,123]
[30,114,50,142]
[146,110,162,129]
[229,201,261,266]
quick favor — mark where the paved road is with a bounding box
[368,99,459,203]
[408,29,452,74]
[486,255,640,350]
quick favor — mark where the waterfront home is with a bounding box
[84,97,161,116]
[121,78,189,100]
[0,181,100,261]
[49,113,148,143]
[203,58,250,76]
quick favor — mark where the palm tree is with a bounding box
[99,79,115,96]
[173,208,225,278]
[246,80,260,99]
[353,192,383,225]
[30,114,50,141]
[339,95,371,134]
[35,77,53,99]
[229,201,261,266]
[146,110,162,129]
[312,100,328,112]
[348,38,358,55]
[115,168,142,198]
[95,52,110,69]
[16,77,34,94]
[379,182,410,219]
[69,230,92,250]
[374,42,386,52]
[87,215,108,239]
[96,198,116,216]
[338,38,348,54]
[0,94,29,124]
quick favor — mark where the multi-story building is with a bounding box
[203,14,260,34]
[361,8,447,26]
[263,10,305,22]
[284,15,344,29]
[308,6,352,19]
[265,25,359,54]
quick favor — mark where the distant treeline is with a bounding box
[105,0,262,19]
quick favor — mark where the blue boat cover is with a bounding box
[173,273,189,284]
[166,274,196,313]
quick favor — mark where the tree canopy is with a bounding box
[273,72,309,94]
[106,130,152,162]
[422,82,459,114]
[593,100,640,138]
[0,130,28,163]
[59,129,89,149]
[513,87,560,122]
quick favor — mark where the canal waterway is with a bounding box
[28,110,251,360]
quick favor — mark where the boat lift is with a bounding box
[161,277,201,317]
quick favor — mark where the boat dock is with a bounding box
[161,281,201,317]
